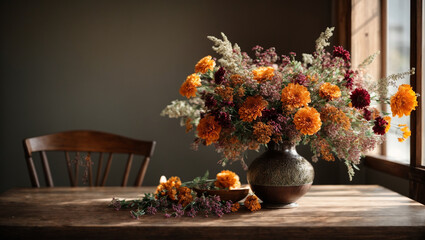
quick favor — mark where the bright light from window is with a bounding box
[385,0,410,164]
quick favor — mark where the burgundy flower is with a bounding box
[291,73,308,86]
[213,111,232,128]
[214,67,226,85]
[261,108,282,122]
[363,108,372,121]
[333,46,351,62]
[203,93,217,109]
[350,88,371,109]
[344,70,354,89]
[372,116,388,135]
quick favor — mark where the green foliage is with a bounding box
[181,170,215,189]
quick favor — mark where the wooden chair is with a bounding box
[23,130,156,187]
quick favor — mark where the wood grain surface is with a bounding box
[0,185,424,239]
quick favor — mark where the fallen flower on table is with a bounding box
[244,195,261,212]
[109,170,260,218]
[231,202,240,212]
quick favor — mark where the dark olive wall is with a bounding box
[1,0,347,192]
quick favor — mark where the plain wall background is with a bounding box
[0,0,387,193]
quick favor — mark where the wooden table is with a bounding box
[0,185,424,240]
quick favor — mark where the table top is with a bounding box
[0,185,424,240]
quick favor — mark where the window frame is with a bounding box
[362,0,425,204]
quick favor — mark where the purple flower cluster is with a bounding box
[186,207,198,218]
[280,55,291,68]
[291,73,308,86]
[252,46,279,66]
[146,206,157,215]
[171,204,185,217]
[193,195,232,218]
[322,123,383,165]
[259,79,282,101]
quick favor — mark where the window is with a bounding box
[349,0,425,204]
[385,0,410,164]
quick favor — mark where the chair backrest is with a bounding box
[23,130,156,187]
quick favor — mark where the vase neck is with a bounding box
[267,141,296,152]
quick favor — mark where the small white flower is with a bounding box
[302,53,314,65]
[315,27,335,52]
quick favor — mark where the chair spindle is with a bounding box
[101,153,113,186]
[40,151,54,187]
[122,154,134,187]
[96,152,104,186]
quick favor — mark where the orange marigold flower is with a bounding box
[155,176,182,200]
[215,86,234,102]
[398,124,411,142]
[195,55,215,74]
[197,115,221,145]
[252,66,275,83]
[272,135,283,144]
[185,118,193,133]
[238,95,268,122]
[177,186,193,207]
[244,195,261,212]
[320,105,351,130]
[294,107,322,135]
[215,170,241,189]
[253,122,274,144]
[231,202,240,212]
[390,84,418,117]
[281,83,311,111]
[230,74,244,86]
[179,73,201,98]
[237,87,245,97]
[307,74,318,82]
[318,138,335,161]
[319,82,341,101]
[383,116,391,133]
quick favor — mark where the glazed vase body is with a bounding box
[247,142,314,206]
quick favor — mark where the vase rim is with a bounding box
[267,141,296,148]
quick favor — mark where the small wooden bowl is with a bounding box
[193,188,249,202]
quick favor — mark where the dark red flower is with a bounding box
[203,93,217,109]
[333,46,351,62]
[372,116,388,135]
[213,111,232,128]
[214,67,226,85]
[363,108,372,121]
[350,88,371,109]
[344,70,354,89]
